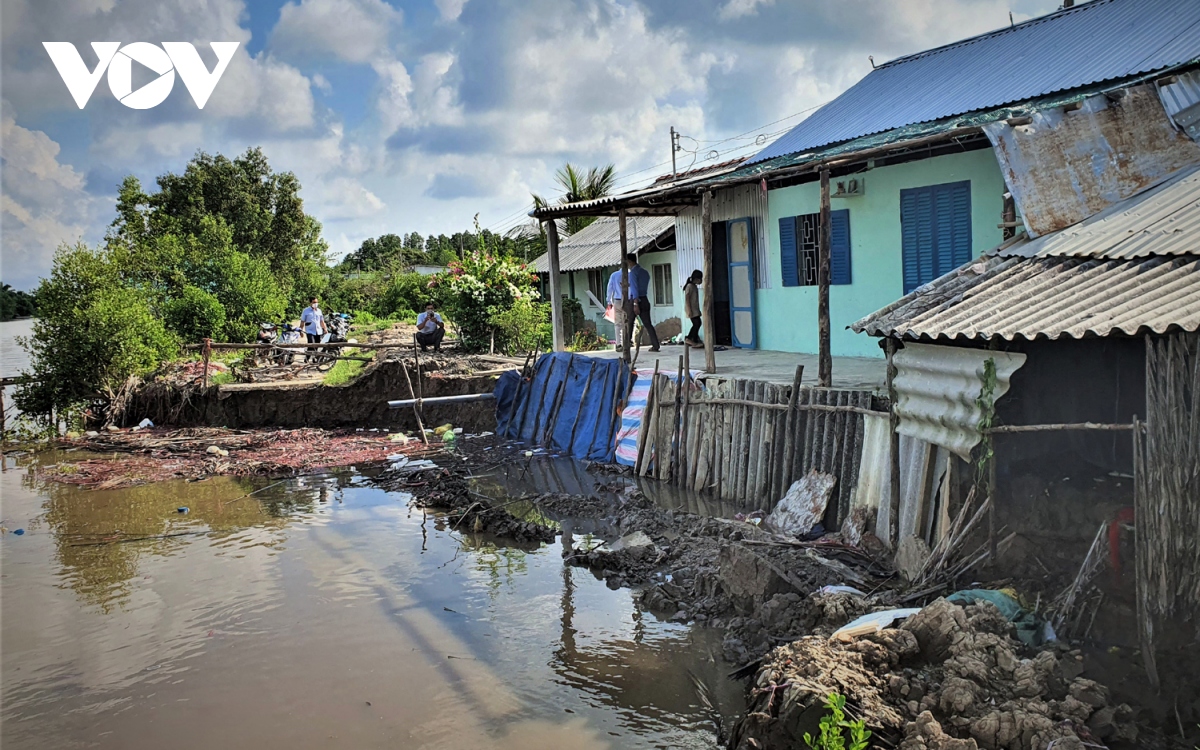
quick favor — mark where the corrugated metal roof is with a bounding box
[531,160,744,219]
[893,343,1026,460]
[853,162,1200,341]
[1001,162,1200,259]
[531,216,675,273]
[854,254,1200,341]
[752,0,1200,164]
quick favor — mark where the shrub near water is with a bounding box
[428,238,541,353]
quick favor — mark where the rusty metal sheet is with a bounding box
[984,85,1200,237]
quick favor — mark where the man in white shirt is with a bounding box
[300,297,326,362]
[416,301,445,352]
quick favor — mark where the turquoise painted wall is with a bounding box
[757,148,1007,358]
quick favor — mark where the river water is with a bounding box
[1,454,744,749]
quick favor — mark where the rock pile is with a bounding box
[732,598,1137,750]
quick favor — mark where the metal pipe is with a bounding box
[387,393,496,409]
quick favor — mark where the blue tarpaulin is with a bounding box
[494,353,632,463]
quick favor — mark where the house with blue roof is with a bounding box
[534,0,1200,365]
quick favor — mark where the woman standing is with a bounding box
[683,270,703,348]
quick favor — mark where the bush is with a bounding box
[489,299,551,354]
[16,243,179,418]
[380,272,432,318]
[163,285,226,343]
[567,326,609,352]
[428,239,540,353]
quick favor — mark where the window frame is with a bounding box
[652,263,674,306]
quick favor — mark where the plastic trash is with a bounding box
[138,418,154,428]
[832,608,921,641]
[819,585,866,596]
[177,507,189,514]
[389,433,411,444]
[433,424,453,436]
[452,428,463,435]
[85,430,100,437]
[12,528,25,536]
[442,431,457,443]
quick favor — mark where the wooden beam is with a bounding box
[544,220,565,352]
[886,338,901,549]
[818,169,832,387]
[701,190,716,374]
[618,210,633,363]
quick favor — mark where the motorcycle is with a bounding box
[315,313,354,370]
[255,323,277,366]
[272,323,304,365]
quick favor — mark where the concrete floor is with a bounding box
[580,345,887,391]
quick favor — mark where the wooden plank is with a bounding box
[887,338,902,548]
[701,191,716,374]
[818,168,832,387]
[545,220,565,352]
[618,211,633,362]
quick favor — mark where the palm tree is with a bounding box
[531,163,617,236]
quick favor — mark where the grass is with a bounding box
[322,350,373,385]
[209,371,237,386]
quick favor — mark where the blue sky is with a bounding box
[1,0,1059,290]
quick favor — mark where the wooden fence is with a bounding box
[634,364,880,520]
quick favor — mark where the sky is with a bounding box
[0,0,1063,291]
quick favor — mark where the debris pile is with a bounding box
[44,427,436,489]
[731,598,1138,750]
[378,466,556,544]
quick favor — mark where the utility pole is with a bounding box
[670,127,680,178]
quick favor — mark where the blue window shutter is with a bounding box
[778,216,799,287]
[830,209,851,285]
[950,181,972,267]
[900,188,929,294]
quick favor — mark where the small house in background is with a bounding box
[410,264,447,276]
[532,215,677,341]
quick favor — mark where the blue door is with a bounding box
[726,217,757,349]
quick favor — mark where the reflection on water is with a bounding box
[1,452,743,750]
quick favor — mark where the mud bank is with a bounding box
[117,357,503,433]
[399,443,1189,750]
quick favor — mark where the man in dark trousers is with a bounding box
[300,297,327,362]
[415,301,445,352]
[628,253,660,352]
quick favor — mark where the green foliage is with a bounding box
[531,163,616,236]
[489,299,551,355]
[163,285,226,343]
[0,283,37,320]
[428,221,541,353]
[15,243,179,418]
[322,352,372,386]
[381,273,433,318]
[567,327,609,352]
[803,693,872,750]
[974,357,999,491]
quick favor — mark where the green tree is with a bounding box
[532,163,616,236]
[0,283,37,321]
[15,243,178,419]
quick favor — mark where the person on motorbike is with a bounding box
[300,297,327,362]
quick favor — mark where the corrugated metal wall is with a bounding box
[675,183,771,289]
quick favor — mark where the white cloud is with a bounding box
[718,0,776,21]
[271,0,403,64]
[435,0,470,22]
[0,103,95,289]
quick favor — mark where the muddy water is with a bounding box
[1,453,744,750]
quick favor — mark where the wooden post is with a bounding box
[681,344,691,484]
[544,220,566,352]
[780,365,804,496]
[401,362,429,445]
[700,191,716,374]
[202,337,212,389]
[818,169,832,387]
[0,386,6,438]
[619,211,636,362]
[886,338,901,548]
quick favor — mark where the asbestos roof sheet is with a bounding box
[853,163,1200,341]
[1001,162,1200,259]
[854,254,1200,341]
[752,0,1200,164]
[531,216,675,273]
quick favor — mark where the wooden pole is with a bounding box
[818,169,833,387]
[618,210,633,363]
[886,338,901,548]
[202,338,212,389]
[544,220,566,352]
[681,344,691,484]
[700,191,716,374]
[401,362,429,445]
[780,365,804,496]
